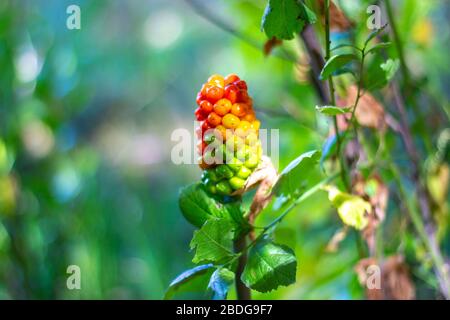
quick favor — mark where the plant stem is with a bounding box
[233,235,251,300]
[389,162,450,299]
[324,0,349,191]
[261,172,339,235]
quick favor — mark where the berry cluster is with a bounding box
[195,74,262,196]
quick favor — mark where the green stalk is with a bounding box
[389,163,450,299]
[324,0,350,191]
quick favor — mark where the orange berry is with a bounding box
[207,112,222,127]
[206,85,224,102]
[243,112,256,122]
[201,83,211,96]
[231,103,247,117]
[222,113,240,129]
[224,74,240,86]
[208,74,225,88]
[213,98,232,116]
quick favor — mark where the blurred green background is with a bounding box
[0,0,448,299]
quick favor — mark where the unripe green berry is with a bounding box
[227,157,243,172]
[236,166,251,179]
[216,164,234,179]
[244,154,259,169]
[216,180,233,195]
[229,177,246,190]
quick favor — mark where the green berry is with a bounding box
[204,168,219,182]
[236,166,251,179]
[216,180,233,195]
[227,157,243,172]
[207,184,217,194]
[229,177,246,190]
[244,154,259,169]
[216,164,234,179]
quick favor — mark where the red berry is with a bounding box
[199,100,213,113]
[195,91,205,105]
[202,120,212,132]
[195,107,207,121]
[237,89,249,103]
[197,141,207,155]
[224,84,239,104]
[224,74,240,86]
[235,80,247,90]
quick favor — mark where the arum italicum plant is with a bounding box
[166,0,450,300]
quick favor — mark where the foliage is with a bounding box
[0,0,449,300]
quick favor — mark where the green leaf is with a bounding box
[326,186,371,230]
[364,23,388,47]
[273,150,321,199]
[366,42,391,55]
[316,105,352,116]
[164,264,214,299]
[190,218,235,264]
[380,58,399,82]
[261,0,316,40]
[179,183,244,228]
[319,54,358,80]
[207,268,235,300]
[241,239,297,293]
[331,43,361,52]
[364,57,399,90]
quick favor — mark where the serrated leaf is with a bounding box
[179,183,244,228]
[273,150,321,199]
[261,0,316,40]
[164,264,214,299]
[366,42,391,55]
[190,218,235,264]
[319,54,358,80]
[327,186,371,230]
[208,268,235,300]
[316,105,352,116]
[241,239,297,293]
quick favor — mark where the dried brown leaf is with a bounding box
[263,37,283,56]
[355,255,415,300]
